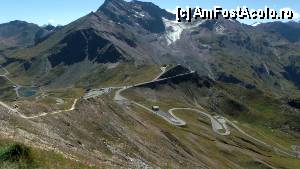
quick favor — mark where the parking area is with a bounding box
[83,88,113,99]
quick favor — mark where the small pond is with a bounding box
[19,87,38,97]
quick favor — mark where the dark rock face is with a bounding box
[159,65,190,79]
[218,74,242,84]
[43,24,56,31]
[93,44,123,63]
[23,62,32,70]
[132,1,174,33]
[48,29,124,67]
[98,0,174,33]
[222,99,248,116]
[288,99,300,109]
[137,71,213,89]
[251,65,275,79]
[48,30,87,66]
[98,0,133,25]
[1,57,22,67]
[218,73,256,89]
[282,64,300,89]
[200,20,216,31]
[114,33,136,48]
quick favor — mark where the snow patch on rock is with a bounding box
[135,11,145,18]
[251,22,261,27]
[163,18,205,45]
[263,63,270,75]
[229,19,235,22]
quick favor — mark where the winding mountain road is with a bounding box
[114,66,192,126]
[0,99,78,119]
[0,65,9,76]
[113,67,299,159]
[169,108,230,135]
[0,65,299,159]
[0,67,20,97]
[0,65,79,119]
[0,65,33,97]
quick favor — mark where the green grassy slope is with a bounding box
[0,139,98,169]
[122,75,300,168]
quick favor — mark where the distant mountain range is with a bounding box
[0,20,49,50]
[257,21,300,43]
